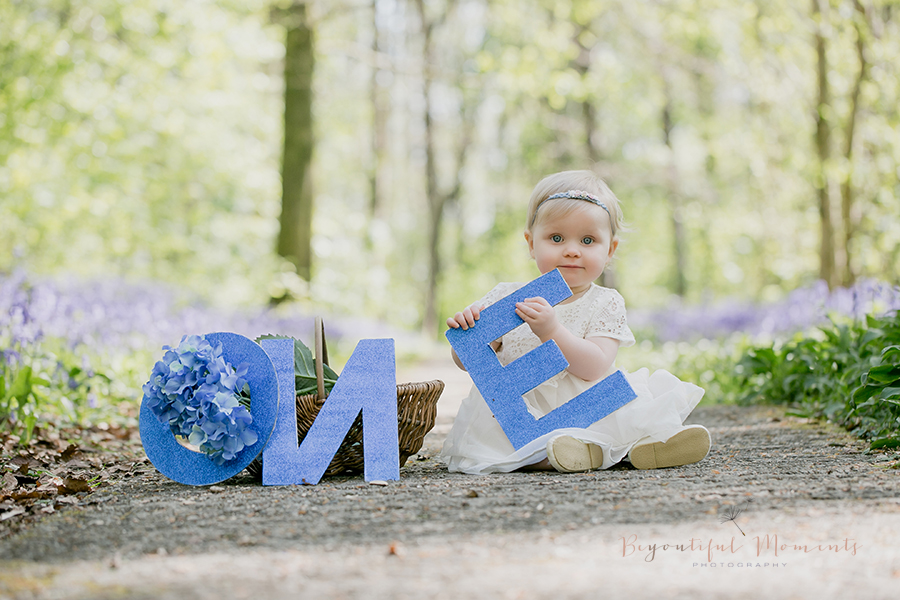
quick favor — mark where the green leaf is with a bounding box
[785,409,810,418]
[293,339,317,379]
[255,334,339,397]
[22,414,37,444]
[295,373,338,397]
[880,345,900,362]
[852,398,876,410]
[865,365,900,384]
[870,437,900,450]
[860,328,885,347]
[9,367,33,400]
[880,387,900,401]
[852,384,881,403]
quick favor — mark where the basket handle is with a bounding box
[314,316,330,399]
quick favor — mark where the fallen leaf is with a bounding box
[1,472,17,491]
[57,478,92,495]
[64,460,92,469]
[60,444,79,461]
[12,489,54,501]
[0,507,26,521]
[13,460,39,476]
[14,475,38,486]
[110,427,131,440]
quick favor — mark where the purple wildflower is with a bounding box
[629,279,900,342]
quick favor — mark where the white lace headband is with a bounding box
[530,190,610,227]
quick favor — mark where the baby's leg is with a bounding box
[627,425,710,470]
[517,458,554,471]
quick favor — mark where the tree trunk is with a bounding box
[277,2,315,283]
[840,0,870,286]
[368,0,387,228]
[572,24,617,288]
[414,0,475,336]
[813,0,837,289]
[415,0,442,336]
[662,93,687,298]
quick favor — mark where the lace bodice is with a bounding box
[478,282,635,376]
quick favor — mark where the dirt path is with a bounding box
[2,356,900,599]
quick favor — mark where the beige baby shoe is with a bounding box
[627,425,711,470]
[546,435,604,473]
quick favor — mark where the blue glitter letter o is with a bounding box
[139,332,279,486]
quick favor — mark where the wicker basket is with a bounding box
[247,317,444,478]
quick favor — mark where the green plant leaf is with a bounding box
[881,345,900,362]
[785,409,810,418]
[255,334,339,397]
[22,414,37,444]
[9,367,33,400]
[880,387,900,401]
[861,328,886,346]
[853,384,881,403]
[870,437,900,450]
[865,365,900,384]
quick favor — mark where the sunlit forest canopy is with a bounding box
[2,0,899,334]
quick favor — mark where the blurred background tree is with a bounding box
[2,0,899,336]
[275,0,315,287]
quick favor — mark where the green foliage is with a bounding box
[616,335,752,407]
[729,311,900,447]
[2,0,900,334]
[0,364,42,442]
[851,331,900,447]
[255,335,339,397]
[0,0,291,308]
[0,343,116,442]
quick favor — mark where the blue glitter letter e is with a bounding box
[445,269,637,449]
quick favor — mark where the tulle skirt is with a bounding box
[441,368,705,474]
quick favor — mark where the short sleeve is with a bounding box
[585,289,635,347]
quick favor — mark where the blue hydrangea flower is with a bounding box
[142,335,257,465]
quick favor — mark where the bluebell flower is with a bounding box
[142,334,254,465]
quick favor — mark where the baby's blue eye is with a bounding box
[582,237,594,245]
[551,234,563,243]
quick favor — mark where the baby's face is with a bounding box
[525,204,616,294]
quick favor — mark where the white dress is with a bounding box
[441,282,705,474]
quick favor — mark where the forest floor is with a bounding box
[1,356,900,599]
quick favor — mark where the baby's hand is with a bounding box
[447,303,482,330]
[515,297,560,340]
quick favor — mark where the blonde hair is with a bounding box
[525,170,624,240]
